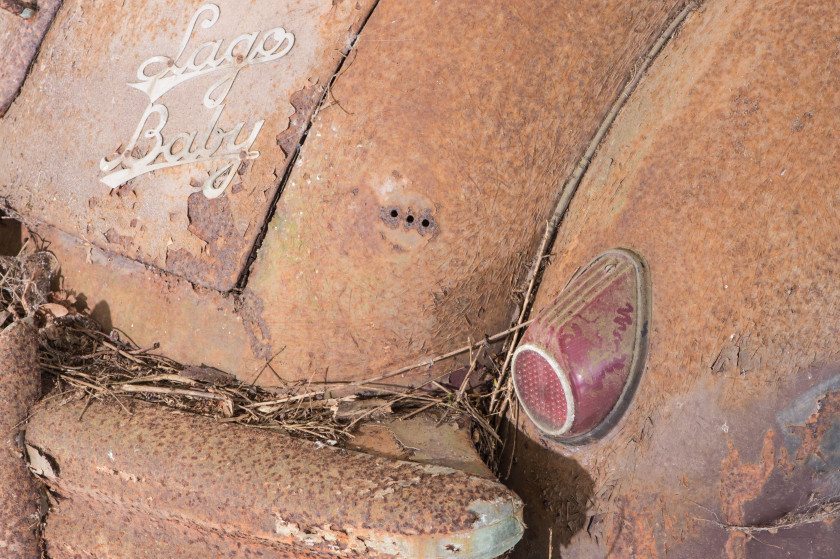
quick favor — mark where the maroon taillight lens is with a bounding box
[512,248,650,444]
[511,347,573,435]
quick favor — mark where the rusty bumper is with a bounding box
[27,398,523,558]
[0,322,41,558]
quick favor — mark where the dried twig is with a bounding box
[708,500,840,535]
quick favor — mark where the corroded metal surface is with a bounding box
[349,412,495,480]
[239,0,686,383]
[40,224,263,376]
[0,0,61,116]
[27,398,524,558]
[0,322,41,558]
[0,0,376,291]
[26,0,687,387]
[506,0,840,556]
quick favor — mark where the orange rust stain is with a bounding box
[789,391,840,463]
[724,532,748,559]
[610,497,659,558]
[720,429,775,559]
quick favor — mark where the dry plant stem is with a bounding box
[118,384,229,402]
[488,221,553,415]
[548,527,553,559]
[333,318,533,391]
[0,238,29,289]
[718,501,840,534]
[343,365,461,431]
[117,374,197,385]
[503,402,520,480]
[457,341,484,403]
[400,400,440,421]
[255,319,534,406]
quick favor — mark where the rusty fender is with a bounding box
[26,398,523,558]
[0,322,42,558]
[504,0,840,557]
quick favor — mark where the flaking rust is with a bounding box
[508,0,840,556]
[0,322,42,558]
[27,398,523,558]
[241,0,690,387]
[0,0,61,116]
[0,0,379,291]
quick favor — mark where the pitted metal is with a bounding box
[506,0,840,556]
[27,398,523,558]
[0,0,61,116]
[0,322,41,558]
[0,0,377,291]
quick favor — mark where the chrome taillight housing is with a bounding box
[512,248,651,444]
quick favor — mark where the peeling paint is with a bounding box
[27,397,524,558]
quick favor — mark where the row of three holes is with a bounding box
[389,209,430,228]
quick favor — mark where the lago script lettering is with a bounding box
[100,3,294,199]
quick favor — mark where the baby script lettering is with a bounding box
[99,3,295,198]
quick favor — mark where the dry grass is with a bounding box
[37,317,518,460]
[1,231,521,468]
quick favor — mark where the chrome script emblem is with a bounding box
[99,3,295,198]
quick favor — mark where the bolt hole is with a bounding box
[421,219,430,227]
[406,215,414,224]
[390,209,399,218]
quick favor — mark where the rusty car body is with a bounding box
[1,0,839,557]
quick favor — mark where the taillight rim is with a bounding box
[511,343,575,436]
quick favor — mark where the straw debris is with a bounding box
[1,237,518,468]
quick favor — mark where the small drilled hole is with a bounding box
[421,219,430,227]
[406,215,414,224]
[390,209,399,218]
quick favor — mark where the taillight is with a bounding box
[511,346,573,435]
[512,248,650,444]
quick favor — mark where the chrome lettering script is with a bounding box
[100,4,294,198]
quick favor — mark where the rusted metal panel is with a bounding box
[0,0,377,291]
[16,0,689,388]
[39,223,264,375]
[27,398,523,558]
[238,0,686,384]
[505,0,840,556]
[349,412,495,480]
[0,0,61,116]
[0,322,41,558]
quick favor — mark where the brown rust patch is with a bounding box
[719,431,775,558]
[0,0,61,117]
[103,228,132,249]
[28,398,523,558]
[237,290,273,363]
[788,391,840,465]
[720,431,776,523]
[609,496,660,559]
[277,83,325,157]
[0,322,42,558]
[165,192,242,291]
